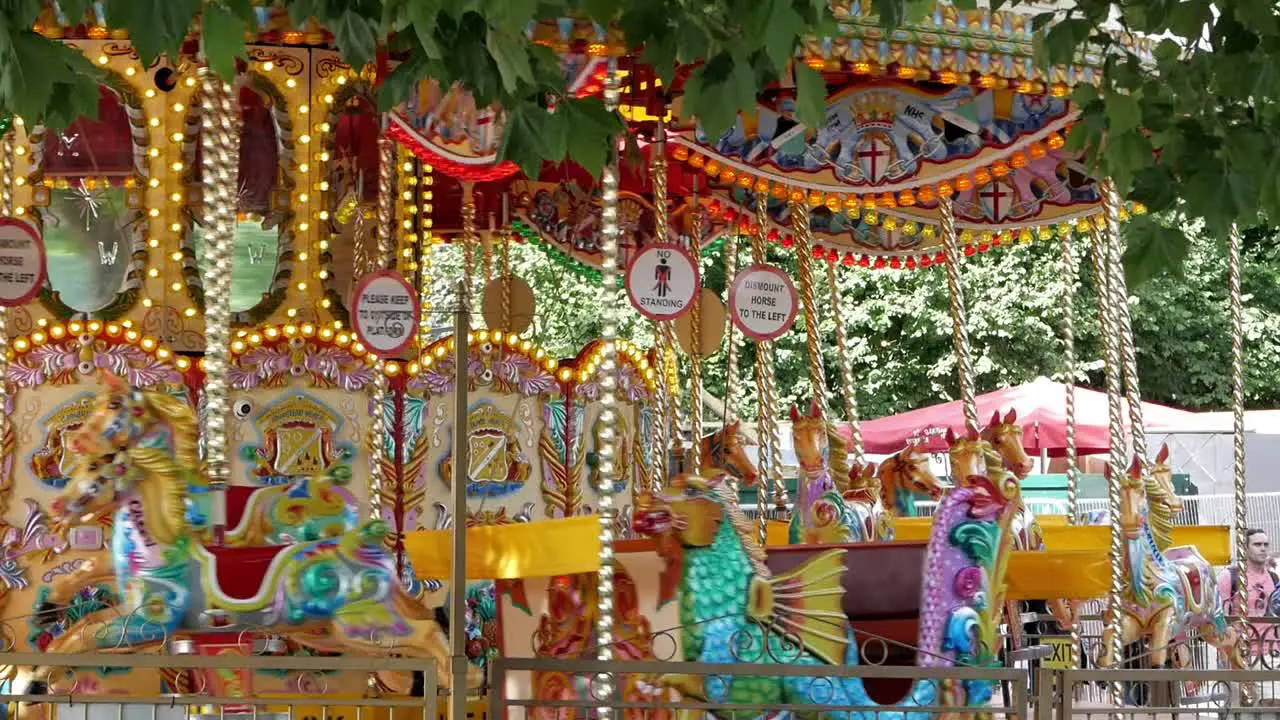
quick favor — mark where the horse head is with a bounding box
[946,427,990,480]
[1149,444,1184,516]
[789,400,828,476]
[1117,456,1148,540]
[707,421,759,487]
[881,445,944,506]
[980,409,1034,479]
[49,444,133,526]
[633,472,733,548]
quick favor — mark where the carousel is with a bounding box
[0,2,1260,719]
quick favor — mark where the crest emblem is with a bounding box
[29,393,97,489]
[242,393,354,486]
[439,403,531,498]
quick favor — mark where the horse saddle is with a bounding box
[1165,546,1209,608]
[197,543,293,607]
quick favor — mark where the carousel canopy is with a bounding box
[850,376,1198,456]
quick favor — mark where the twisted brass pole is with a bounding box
[1060,232,1081,671]
[686,208,704,477]
[198,65,239,544]
[0,129,13,463]
[461,184,476,326]
[1229,224,1250,678]
[827,260,863,466]
[366,133,397,523]
[722,231,739,429]
[1091,227,1126,696]
[939,195,978,434]
[1101,181,1147,470]
[754,193,787,536]
[648,123,673,490]
[788,199,828,415]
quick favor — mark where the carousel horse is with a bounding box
[789,401,943,545]
[1045,445,1187,649]
[36,382,460,685]
[1095,457,1244,669]
[697,421,760,487]
[29,375,360,624]
[1080,444,1185,546]
[88,374,355,546]
[948,421,1064,646]
[632,467,1020,718]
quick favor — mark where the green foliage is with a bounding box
[428,224,1280,420]
[1034,0,1280,278]
[0,0,837,180]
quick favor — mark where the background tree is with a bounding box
[430,224,1280,420]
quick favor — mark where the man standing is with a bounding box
[1217,528,1279,664]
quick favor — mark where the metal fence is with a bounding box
[0,652,438,720]
[489,657,1028,719]
[7,650,1280,720]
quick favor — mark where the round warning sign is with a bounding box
[0,219,45,307]
[728,264,797,342]
[625,243,699,321]
[351,270,420,358]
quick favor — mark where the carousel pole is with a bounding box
[722,230,739,430]
[826,260,863,465]
[787,199,829,414]
[461,183,477,325]
[449,280,470,720]
[1090,224,1127,697]
[197,62,240,546]
[1229,223,1251,686]
[0,124,14,478]
[686,177,704,477]
[1059,232,1081,670]
[648,120,673,490]
[752,193,787,540]
[367,125,397,524]
[593,56,623,718]
[1101,181,1148,468]
[938,195,978,434]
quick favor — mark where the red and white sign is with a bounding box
[351,270,420,358]
[625,243,699,321]
[729,264,797,342]
[0,218,45,306]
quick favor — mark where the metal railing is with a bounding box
[0,652,438,720]
[8,650,1280,719]
[489,657,1028,719]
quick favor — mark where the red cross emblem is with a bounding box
[979,182,1014,221]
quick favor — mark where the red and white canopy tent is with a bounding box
[846,376,1200,456]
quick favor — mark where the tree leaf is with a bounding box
[1040,18,1091,65]
[407,1,443,59]
[499,102,560,179]
[1104,92,1142,134]
[377,53,427,112]
[793,62,826,131]
[484,0,539,35]
[201,3,246,81]
[332,11,378,71]
[761,0,806,71]
[1122,216,1191,287]
[486,28,533,93]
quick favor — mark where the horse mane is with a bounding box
[140,389,202,478]
[823,422,850,483]
[711,481,769,577]
[1144,470,1176,551]
[126,446,190,544]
